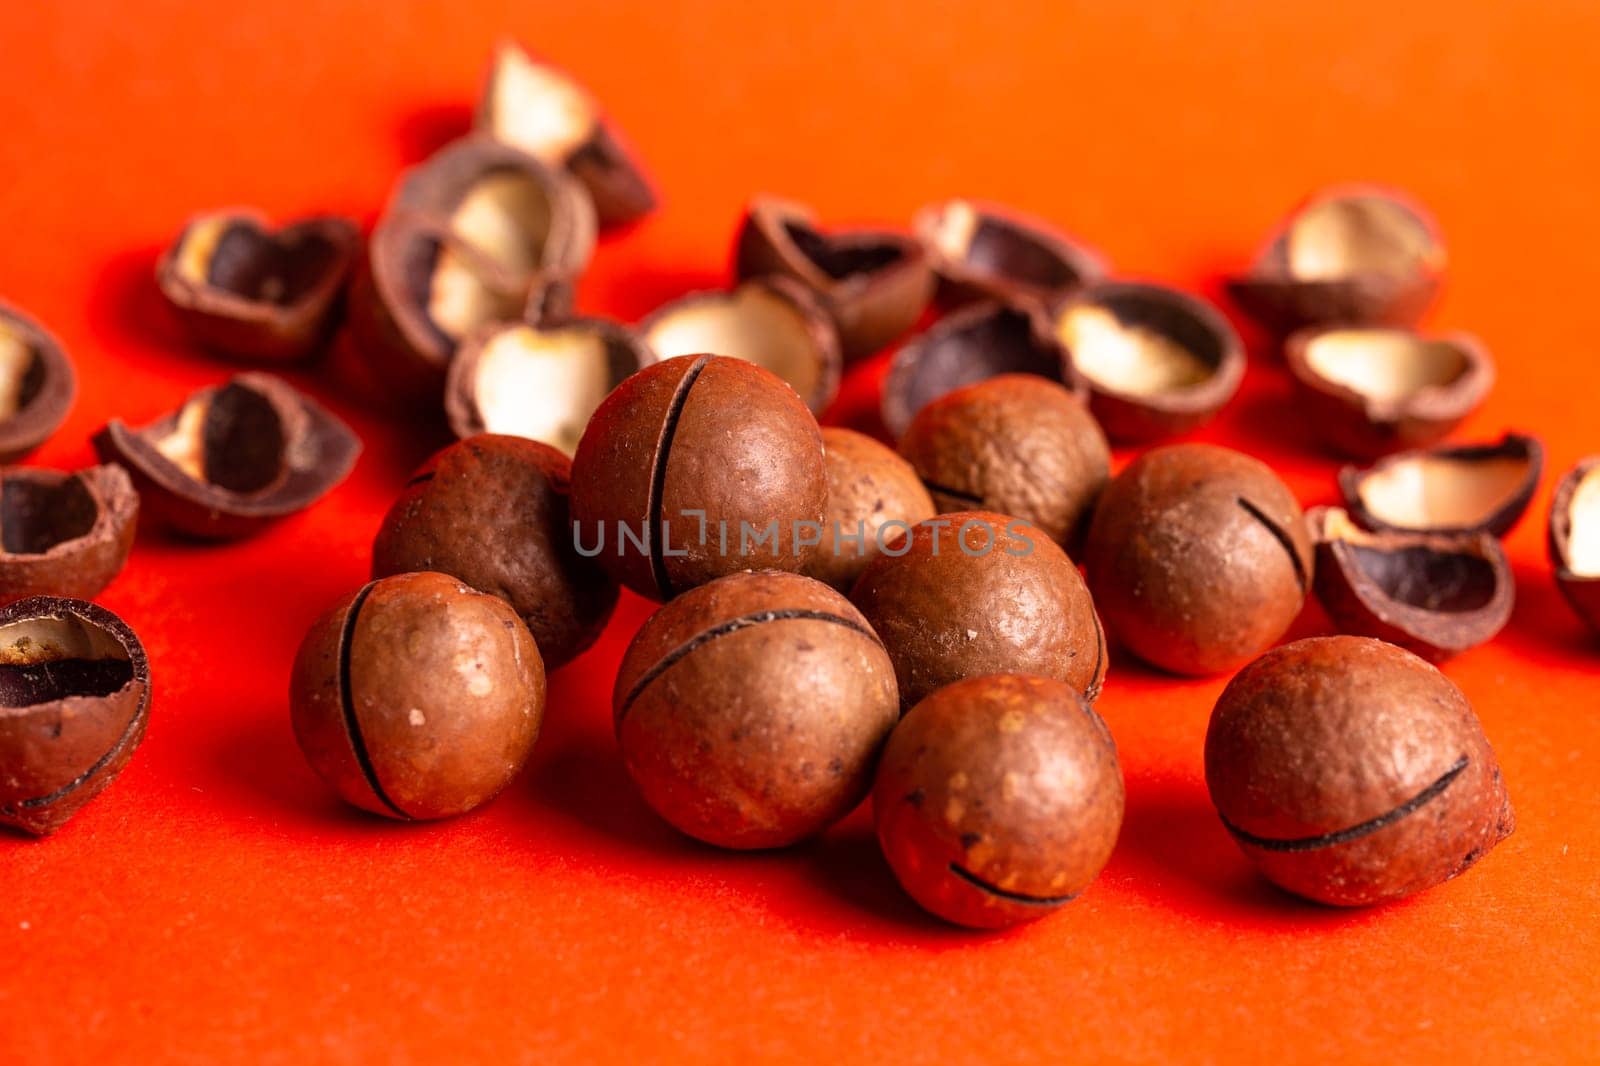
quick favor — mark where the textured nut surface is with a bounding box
[805,428,935,593]
[0,464,138,604]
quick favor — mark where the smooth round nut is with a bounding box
[1205,636,1514,906]
[805,427,936,593]
[874,674,1124,929]
[290,571,546,820]
[1084,443,1312,676]
[850,512,1106,710]
[372,434,618,669]
[613,570,899,849]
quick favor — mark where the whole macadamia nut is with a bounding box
[874,674,1124,929]
[613,570,899,849]
[1205,636,1513,906]
[851,512,1105,710]
[1085,443,1312,676]
[290,571,546,820]
[372,434,618,669]
[806,427,936,592]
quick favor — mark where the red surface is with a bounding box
[3,2,1599,1062]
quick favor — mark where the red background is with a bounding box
[3,2,1598,1062]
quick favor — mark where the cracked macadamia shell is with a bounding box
[0,464,138,604]
[1204,636,1513,906]
[912,198,1106,310]
[0,302,76,464]
[613,570,899,849]
[0,596,151,836]
[805,428,936,593]
[874,674,1123,929]
[289,571,545,821]
[897,374,1110,548]
[850,511,1106,710]
[569,354,827,601]
[1548,456,1600,633]
[1341,433,1543,538]
[1084,443,1312,677]
[372,435,618,670]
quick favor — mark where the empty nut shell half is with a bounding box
[1285,327,1493,459]
[733,196,934,360]
[445,317,649,455]
[0,596,151,836]
[0,303,75,464]
[881,301,1074,441]
[156,211,359,362]
[1309,506,1513,661]
[639,276,841,414]
[1548,456,1600,633]
[93,373,361,540]
[912,198,1106,310]
[1050,281,1244,443]
[1227,186,1445,335]
[0,465,138,604]
[1339,433,1543,538]
[476,40,657,227]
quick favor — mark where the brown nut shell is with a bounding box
[639,276,841,414]
[732,196,934,360]
[444,317,649,455]
[1050,281,1245,443]
[1339,432,1543,538]
[372,434,617,670]
[1226,186,1446,335]
[613,570,898,849]
[897,374,1110,547]
[880,301,1077,442]
[156,211,359,363]
[805,428,936,593]
[1548,456,1600,633]
[475,40,657,227]
[912,198,1106,310]
[1309,506,1512,661]
[1085,443,1312,677]
[850,512,1106,710]
[1286,327,1493,459]
[0,303,76,464]
[0,596,151,836]
[92,373,361,540]
[1205,636,1513,906]
[570,354,827,600]
[0,465,138,604]
[289,571,545,821]
[873,674,1123,929]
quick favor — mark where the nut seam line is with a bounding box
[646,354,712,599]
[337,581,411,819]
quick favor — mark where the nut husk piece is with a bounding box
[476,40,657,227]
[0,465,138,604]
[0,302,76,463]
[1050,281,1244,443]
[880,301,1076,441]
[0,596,151,836]
[639,276,841,414]
[1226,186,1446,335]
[613,570,898,849]
[1548,456,1600,633]
[92,373,360,540]
[1339,432,1543,538]
[1286,327,1494,459]
[805,427,936,593]
[733,195,934,360]
[156,211,359,362]
[873,674,1123,929]
[1309,506,1512,661]
[444,317,649,455]
[1205,636,1513,906]
[912,198,1106,310]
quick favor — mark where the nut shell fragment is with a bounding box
[0,303,75,464]
[0,465,138,604]
[912,198,1105,309]
[1339,433,1542,538]
[1548,456,1600,633]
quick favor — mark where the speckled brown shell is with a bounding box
[569,355,827,600]
[805,428,935,593]
[1205,636,1513,906]
[372,435,618,670]
[1084,443,1312,677]
[911,198,1106,310]
[0,303,76,464]
[874,674,1123,929]
[0,465,138,604]
[897,374,1110,548]
[613,570,899,849]
[0,596,151,836]
[850,511,1106,710]
[1548,456,1600,633]
[289,571,545,821]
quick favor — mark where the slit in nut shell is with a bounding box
[1339,433,1542,538]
